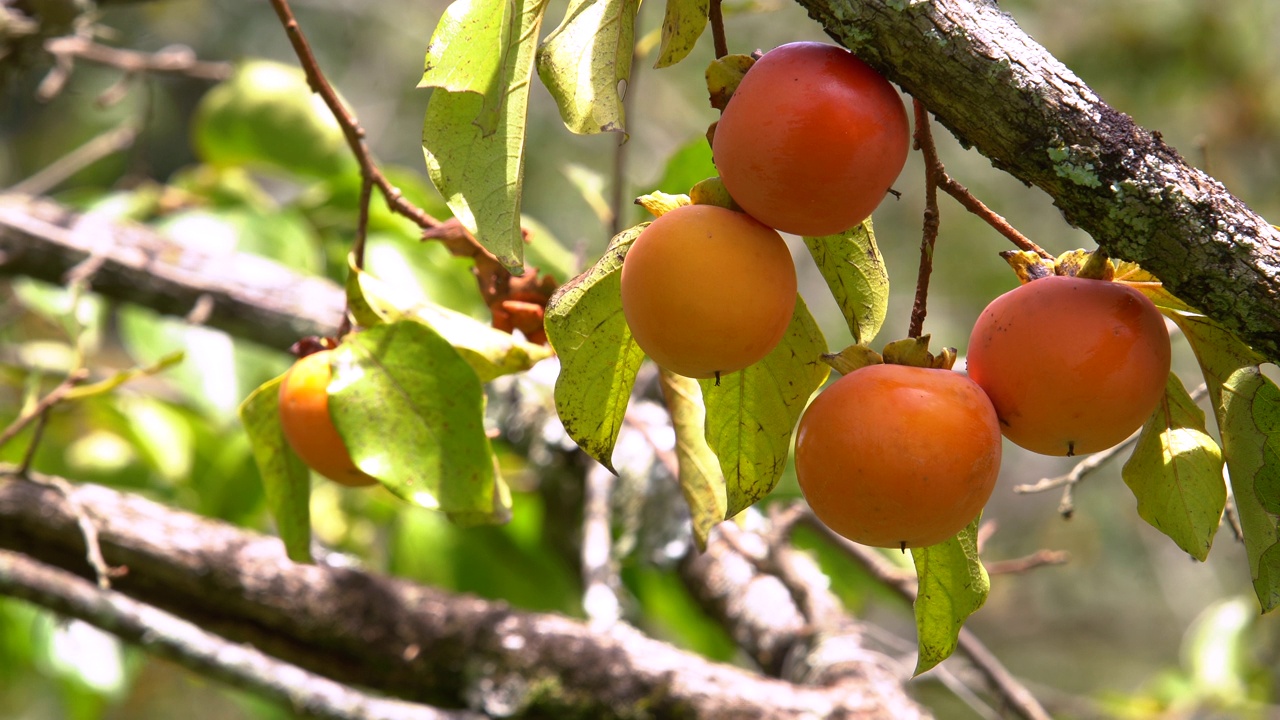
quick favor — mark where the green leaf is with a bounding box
[910,518,988,675]
[536,0,638,135]
[651,136,717,198]
[193,60,355,180]
[347,258,552,382]
[544,227,646,472]
[658,369,726,549]
[700,296,829,517]
[803,220,889,344]
[329,321,510,525]
[1165,308,1280,611]
[654,0,708,68]
[420,0,551,269]
[238,377,312,563]
[1121,374,1225,561]
[1218,366,1280,612]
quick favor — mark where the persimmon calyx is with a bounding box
[1000,247,1119,284]
[822,335,957,375]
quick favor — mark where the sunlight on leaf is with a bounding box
[910,518,988,676]
[655,0,709,68]
[700,296,828,517]
[1121,374,1225,561]
[537,0,638,135]
[1164,306,1280,612]
[330,322,510,525]
[238,376,312,563]
[347,258,551,382]
[804,220,889,345]
[544,227,647,472]
[421,0,551,269]
[659,369,726,549]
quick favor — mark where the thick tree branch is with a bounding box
[0,550,479,720]
[0,194,344,350]
[797,0,1280,360]
[0,473,926,719]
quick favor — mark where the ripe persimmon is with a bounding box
[966,275,1171,456]
[794,363,1002,549]
[620,204,797,379]
[278,349,378,487]
[712,42,909,237]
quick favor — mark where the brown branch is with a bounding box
[795,0,1280,361]
[937,175,1052,260]
[908,99,943,339]
[708,0,729,59]
[0,550,480,720]
[0,194,345,350]
[0,471,927,719]
[265,0,441,233]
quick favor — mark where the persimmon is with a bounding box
[712,42,909,237]
[794,363,1002,549]
[620,203,797,379]
[966,275,1171,456]
[278,349,378,487]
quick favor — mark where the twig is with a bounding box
[908,99,942,339]
[265,0,442,233]
[937,174,1053,260]
[909,104,1051,260]
[44,36,232,81]
[0,550,479,720]
[708,0,729,59]
[8,123,139,196]
[801,512,1054,720]
[581,462,621,627]
[1014,383,1210,518]
[0,369,89,454]
[7,471,120,589]
[986,549,1070,576]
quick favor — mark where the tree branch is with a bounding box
[0,550,479,720]
[798,0,1280,360]
[0,472,926,719]
[0,194,344,350]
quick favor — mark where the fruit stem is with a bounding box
[908,99,942,339]
[708,0,728,59]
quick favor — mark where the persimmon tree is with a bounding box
[0,0,1277,717]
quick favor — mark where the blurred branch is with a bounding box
[800,0,1280,362]
[0,194,345,350]
[8,122,138,196]
[0,471,928,719]
[0,550,481,720]
[985,549,1070,576]
[800,513,1053,720]
[265,0,441,234]
[0,368,87,454]
[45,36,231,79]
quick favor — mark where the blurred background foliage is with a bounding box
[1,0,1278,717]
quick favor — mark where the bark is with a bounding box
[795,0,1280,360]
[0,473,926,719]
[0,194,344,351]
